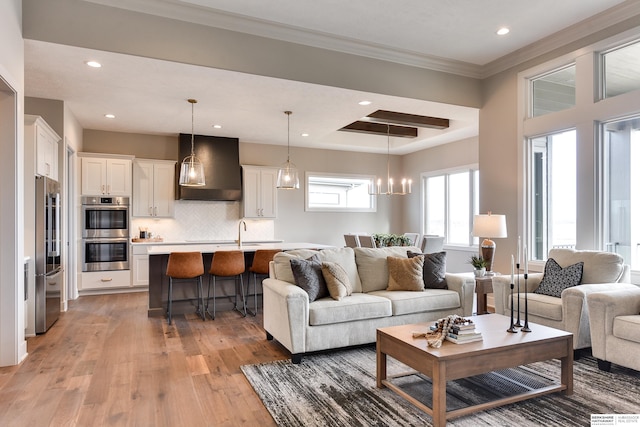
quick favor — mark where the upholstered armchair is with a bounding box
[493,248,635,350]
[587,287,640,372]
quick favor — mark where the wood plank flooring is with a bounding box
[0,292,289,426]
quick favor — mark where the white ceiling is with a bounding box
[24,0,633,154]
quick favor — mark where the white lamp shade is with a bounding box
[179,155,206,186]
[276,160,299,189]
[472,214,507,238]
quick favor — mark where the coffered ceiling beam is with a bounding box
[362,110,450,129]
[339,121,418,138]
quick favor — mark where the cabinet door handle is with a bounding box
[154,206,158,216]
[101,278,113,282]
[107,185,111,194]
[149,206,153,216]
[101,184,105,194]
[46,163,50,175]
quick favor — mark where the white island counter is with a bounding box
[147,242,332,317]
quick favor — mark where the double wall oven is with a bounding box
[82,196,130,272]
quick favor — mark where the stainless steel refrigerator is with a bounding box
[35,176,62,333]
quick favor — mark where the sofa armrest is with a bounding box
[444,273,475,317]
[586,287,640,361]
[262,278,309,355]
[492,273,543,316]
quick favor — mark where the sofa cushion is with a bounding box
[534,258,584,297]
[308,293,392,326]
[613,315,640,343]
[548,248,625,284]
[510,293,563,321]
[273,249,320,283]
[369,289,460,316]
[321,262,352,300]
[387,255,424,291]
[290,255,329,301]
[408,250,448,289]
[315,247,362,293]
[355,246,421,292]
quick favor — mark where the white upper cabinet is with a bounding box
[25,115,61,181]
[132,159,176,217]
[80,154,133,196]
[242,165,278,219]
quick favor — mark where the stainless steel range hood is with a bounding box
[177,133,242,201]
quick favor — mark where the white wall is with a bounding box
[0,0,27,366]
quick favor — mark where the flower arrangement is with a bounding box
[372,233,412,247]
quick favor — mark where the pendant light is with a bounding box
[369,124,412,195]
[179,98,206,187]
[276,110,299,189]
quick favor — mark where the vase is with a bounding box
[473,268,486,277]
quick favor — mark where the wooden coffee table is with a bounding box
[376,313,573,427]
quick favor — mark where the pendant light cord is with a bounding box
[285,111,292,162]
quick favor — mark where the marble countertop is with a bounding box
[146,242,332,255]
[132,239,283,246]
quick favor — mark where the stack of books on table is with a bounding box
[445,323,483,344]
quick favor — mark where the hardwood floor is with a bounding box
[0,292,289,426]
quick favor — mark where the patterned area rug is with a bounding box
[241,346,640,427]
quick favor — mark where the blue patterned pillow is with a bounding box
[534,258,584,297]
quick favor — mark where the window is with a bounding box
[305,172,376,212]
[531,65,576,117]
[529,130,577,260]
[602,40,640,99]
[423,167,478,246]
[601,116,640,268]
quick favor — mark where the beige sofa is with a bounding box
[587,287,640,372]
[263,246,475,363]
[493,248,635,350]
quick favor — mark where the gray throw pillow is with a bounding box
[534,258,584,297]
[408,250,448,289]
[290,255,329,301]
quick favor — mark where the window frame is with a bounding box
[421,164,479,247]
[304,171,377,213]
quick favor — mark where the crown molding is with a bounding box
[481,1,640,78]
[84,0,640,81]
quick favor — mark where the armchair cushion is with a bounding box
[534,258,584,297]
[613,315,640,343]
[549,248,625,284]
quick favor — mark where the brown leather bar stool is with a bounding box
[166,251,205,325]
[246,249,282,316]
[206,250,246,319]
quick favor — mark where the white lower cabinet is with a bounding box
[80,270,132,290]
[131,245,149,287]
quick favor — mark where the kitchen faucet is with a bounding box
[238,219,247,248]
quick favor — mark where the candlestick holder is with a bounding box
[521,273,531,332]
[507,282,518,333]
[514,263,523,327]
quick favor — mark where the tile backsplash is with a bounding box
[131,200,275,242]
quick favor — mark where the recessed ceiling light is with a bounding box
[104,114,115,119]
[86,60,102,68]
[301,133,309,137]
[213,124,222,129]
[358,100,372,106]
[496,27,510,36]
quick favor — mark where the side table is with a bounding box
[474,276,493,315]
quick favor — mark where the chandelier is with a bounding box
[369,124,412,195]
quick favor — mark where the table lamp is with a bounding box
[472,212,507,275]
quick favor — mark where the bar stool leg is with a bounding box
[197,276,205,321]
[233,275,247,317]
[245,273,258,316]
[167,277,173,325]
[206,275,216,320]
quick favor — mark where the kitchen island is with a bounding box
[147,242,332,317]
